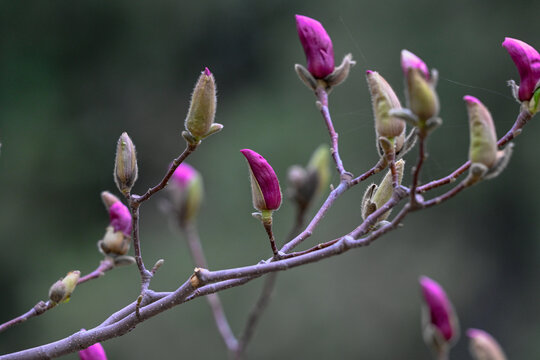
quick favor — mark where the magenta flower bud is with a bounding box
[109,201,132,237]
[467,329,507,360]
[79,338,108,360]
[401,49,430,79]
[502,37,540,101]
[240,149,281,212]
[169,163,203,226]
[172,163,197,188]
[419,276,459,349]
[295,15,335,79]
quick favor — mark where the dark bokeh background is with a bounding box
[1,1,539,359]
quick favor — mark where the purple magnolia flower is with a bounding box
[109,201,132,236]
[240,149,281,212]
[419,276,457,343]
[401,49,430,79]
[502,37,540,101]
[295,14,335,79]
[172,163,197,188]
[79,342,107,360]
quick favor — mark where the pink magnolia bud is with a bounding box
[467,329,507,360]
[169,163,203,226]
[295,15,335,79]
[108,201,132,237]
[401,49,430,79]
[79,338,108,360]
[240,149,281,212]
[502,37,540,101]
[419,276,459,346]
[400,50,439,121]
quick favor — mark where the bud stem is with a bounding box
[261,211,279,259]
[315,85,347,177]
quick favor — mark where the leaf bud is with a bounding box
[114,132,138,196]
[49,270,80,304]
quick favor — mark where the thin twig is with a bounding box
[234,206,307,358]
[183,223,238,353]
[315,86,347,177]
[133,143,198,204]
[0,258,115,333]
[410,134,426,207]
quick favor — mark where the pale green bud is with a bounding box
[406,68,439,121]
[371,159,404,222]
[185,67,220,141]
[114,132,138,196]
[465,96,498,168]
[49,270,80,304]
[366,70,406,142]
[307,144,331,198]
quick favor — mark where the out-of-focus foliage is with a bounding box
[0,0,538,359]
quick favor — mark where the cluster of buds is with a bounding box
[167,163,204,228]
[48,270,80,304]
[361,159,404,226]
[287,145,330,213]
[97,192,134,264]
[419,277,509,360]
[294,15,355,91]
[502,37,540,114]
[183,67,223,145]
[419,276,460,357]
[78,331,108,360]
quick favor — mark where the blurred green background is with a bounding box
[1,0,539,359]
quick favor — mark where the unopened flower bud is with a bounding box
[467,329,507,360]
[169,163,204,227]
[98,194,132,256]
[100,191,120,211]
[79,331,108,360]
[185,67,220,141]
[295,15,335,79]
[114,132,138,196]
[366,70,406,150]
[401,50,439,121]
[306,144,331,197]
[287,145,331,211]
[367,159,404,222]
[502,37,540,103]
[419,276,459,355]
[49,270,80,303]
[465,96,498,169]
[241,149,281,213]
[109,201,132,236]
